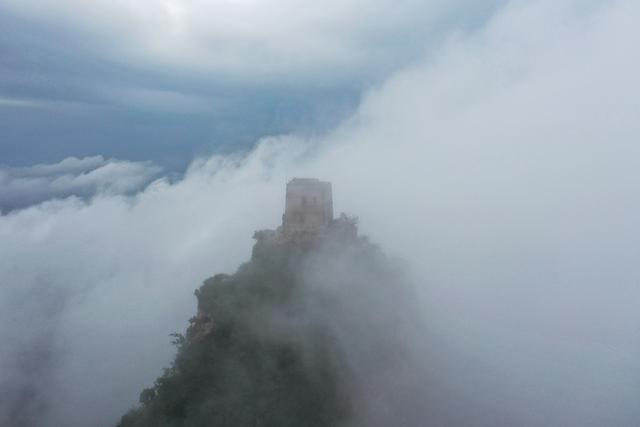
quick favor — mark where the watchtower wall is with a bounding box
[283,178,333,234]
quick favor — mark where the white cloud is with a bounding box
[0,140,306,426]
[1,0,639,425]
[0,156,162,212]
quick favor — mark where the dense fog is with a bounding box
[1,0,639,425]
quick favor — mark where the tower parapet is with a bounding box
[253,178,356,245]
[282,178,333,236]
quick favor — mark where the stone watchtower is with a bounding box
[282,178,333,235]
[253,178,356,247]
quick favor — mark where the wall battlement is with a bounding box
[253,178,357,245]
[282,178,333,235]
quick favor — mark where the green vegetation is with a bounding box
[117,234,413,427]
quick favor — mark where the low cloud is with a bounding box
[1,0,639,426]
[0,156,162,212]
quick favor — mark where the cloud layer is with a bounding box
[0,156,162,212]
[0,0,500,83]
[1,0,639,426]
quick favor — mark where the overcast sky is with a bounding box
[1,0,639,426]
[0,0,502,169]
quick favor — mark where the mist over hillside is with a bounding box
[117,224,434,427]
[1,0,639,426]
